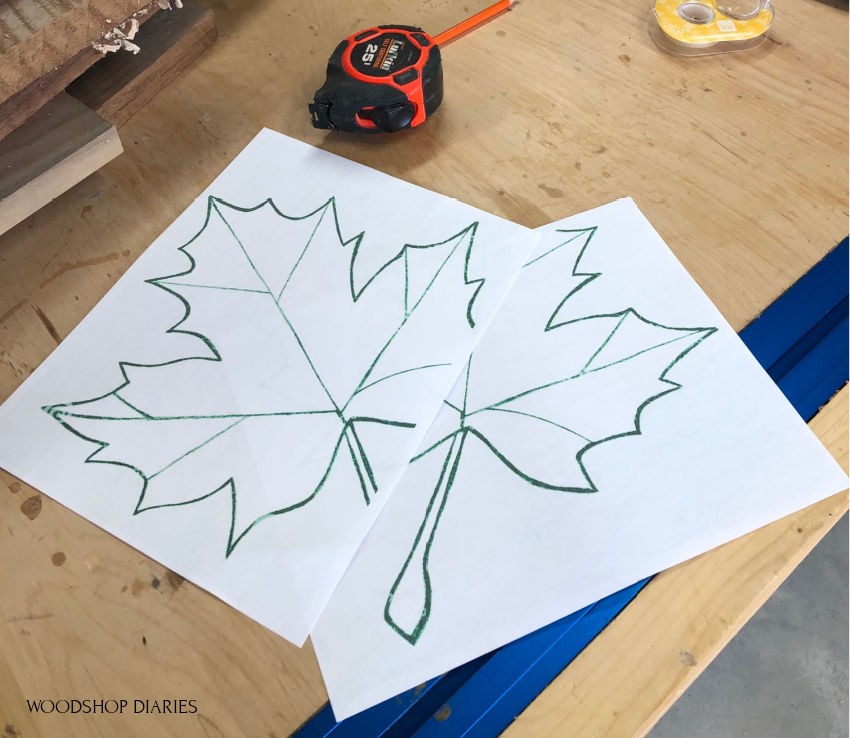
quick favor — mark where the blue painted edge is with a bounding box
[296,653,492,738]
[294,238,849,738]
[739,237,848,373]
[411,580,650,738]
[776,313,848,422]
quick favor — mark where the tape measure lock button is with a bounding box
[393,68,419,85]
[357,103,417,132]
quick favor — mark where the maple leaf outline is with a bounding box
[44,195,486,556]
[384,226,718,644]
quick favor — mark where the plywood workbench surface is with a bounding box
[0,0,847,736]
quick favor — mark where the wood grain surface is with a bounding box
[0,0,159,139]
[68,0,218,128]
[0,0,151,91]
[0,0,846,736]
[504,386,849,738]
[0,44,106,143]
[0,93,123,236]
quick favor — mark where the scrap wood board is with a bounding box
[0,93,123,236]
[0,0,215,236]
[0,0,159,140]
[67,0,217,128]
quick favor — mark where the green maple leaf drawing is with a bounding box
[384,226,717,644]
[44,196,484,555]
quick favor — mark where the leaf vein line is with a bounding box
[211,200,341,414]
[346,232,468,402]
[470,330,700,414]
[276,204,329,301]
[352,363,453,398]
[157,282,268,295]
[113,393,151,418]
[149,418,244,480]
[580,312,628,373]
[475,407,591,441]
[49,410,340,422]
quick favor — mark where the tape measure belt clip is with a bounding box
[309,25,443,133]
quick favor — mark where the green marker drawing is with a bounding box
[384,227,717,644]
[45,196,483,556]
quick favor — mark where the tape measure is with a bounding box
[308,1,514,134]
[309,25,442,134]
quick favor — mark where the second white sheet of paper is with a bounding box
[311,197,848,720]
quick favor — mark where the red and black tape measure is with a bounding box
[308,1,514,134]
[309,25,443,134]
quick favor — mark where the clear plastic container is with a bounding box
[650,0,774,56]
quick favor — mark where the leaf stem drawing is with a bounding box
[385,430,467,644]
[384,226,717,644]
[384,360,472,643]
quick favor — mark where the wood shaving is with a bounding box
[93,41,122,53]
[124,18,141,40]
[93,1,158,55]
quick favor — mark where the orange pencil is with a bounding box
[433,0,517,46]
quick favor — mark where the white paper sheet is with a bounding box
[311,197,849,720]
[0,129,539,646]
